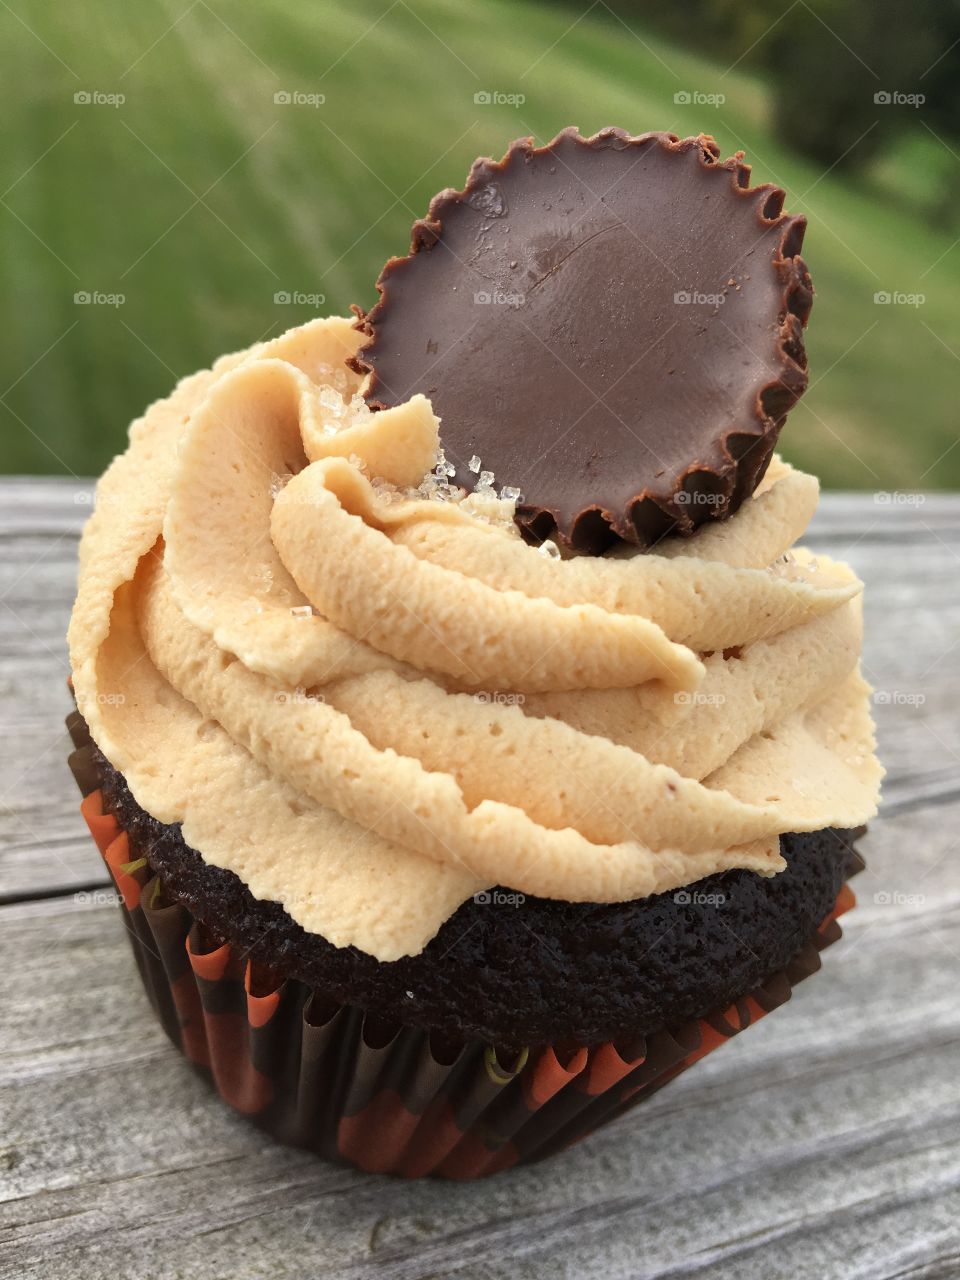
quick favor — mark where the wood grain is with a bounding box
[1,480,959,1280]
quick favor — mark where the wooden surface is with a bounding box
[1,479,959,1280]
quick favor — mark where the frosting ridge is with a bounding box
[69,317,882,960]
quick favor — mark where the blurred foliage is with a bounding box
[600,0,960,219]
[0,0,957,490]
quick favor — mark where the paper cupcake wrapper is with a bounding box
[67,713,858,1180]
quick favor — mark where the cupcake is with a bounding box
[67,129,882,1179]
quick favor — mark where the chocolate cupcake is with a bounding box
[67,131,882,1179]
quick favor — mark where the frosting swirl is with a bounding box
[69,317,882,960]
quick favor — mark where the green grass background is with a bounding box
[1,0,957,487]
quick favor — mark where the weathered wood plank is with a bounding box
[1,479,959,1280]
[0,481,103,899]
[1,883,958,1280]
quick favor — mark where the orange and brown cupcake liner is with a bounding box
[67,712,857,1180]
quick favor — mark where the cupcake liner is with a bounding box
[67,719,858,1180]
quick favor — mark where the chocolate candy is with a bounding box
[350,128,813,552]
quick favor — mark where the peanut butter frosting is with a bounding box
[68,317,882,961]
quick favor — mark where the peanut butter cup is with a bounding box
[350,127,813,552]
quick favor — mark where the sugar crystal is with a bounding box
[319,386,344,416]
